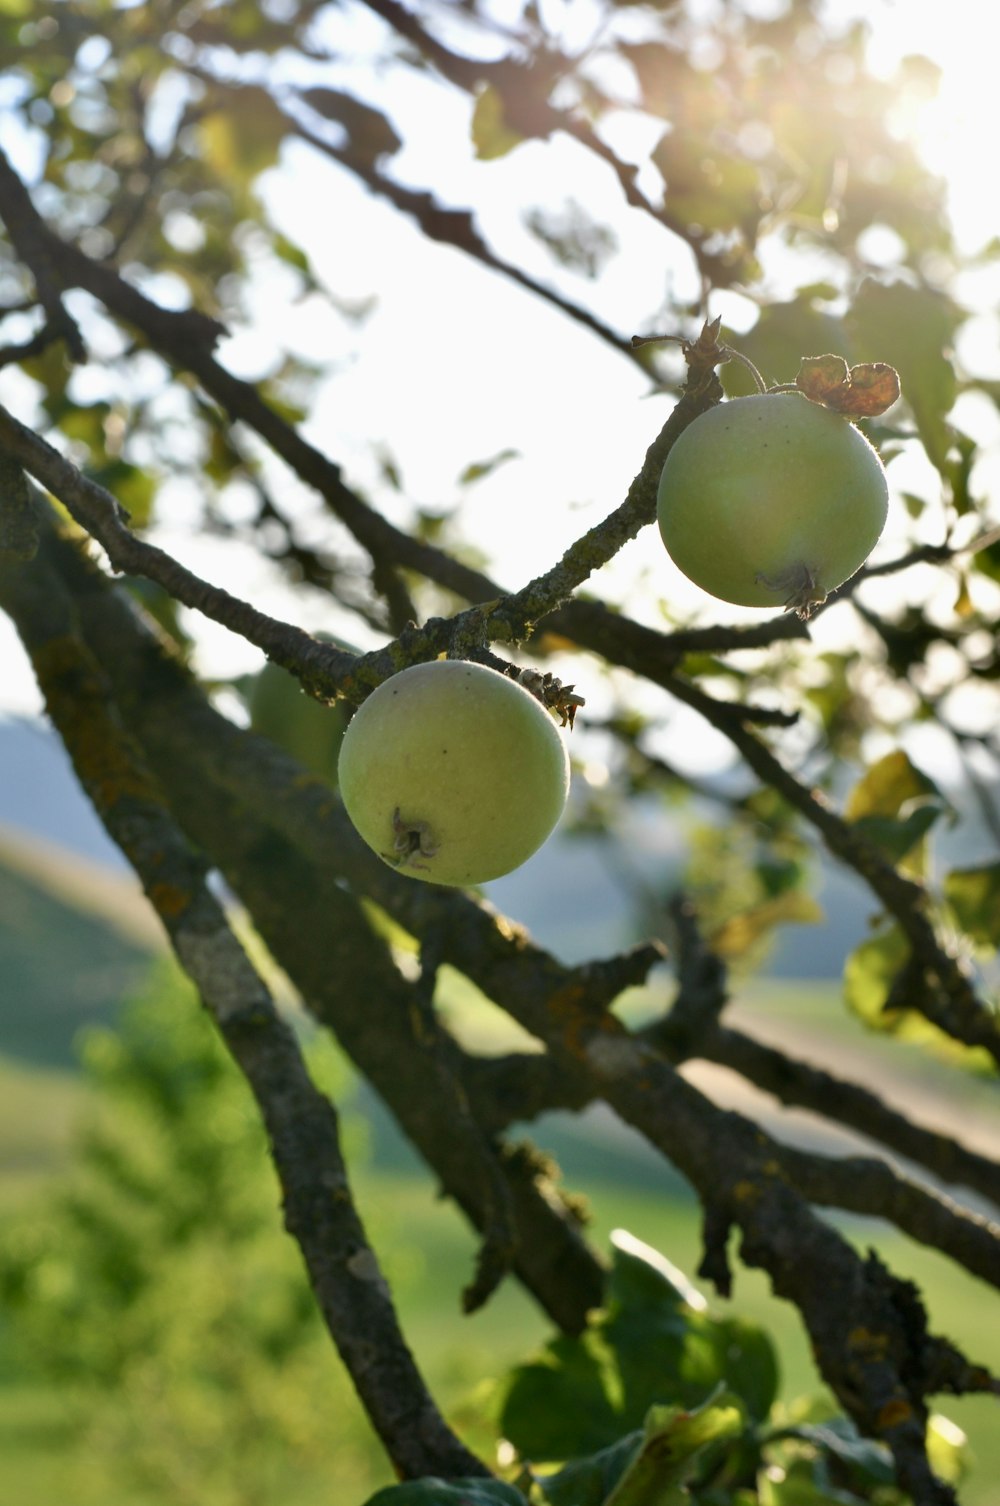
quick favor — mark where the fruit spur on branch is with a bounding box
[639,325,900,618]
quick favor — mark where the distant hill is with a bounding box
[2,717,997,1200]
[0,712,874,982]
[0,714,128,871]
[0,823,163,1068]
[1,712,996,1070]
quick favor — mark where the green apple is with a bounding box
[337,659,570,886]
[657,392,889,615]
[248,659,347,783]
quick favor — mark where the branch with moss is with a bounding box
[0,402,356,689]
[0,516,486,1483]
[41,475,995,1219]
[22,502,610,1335]
[772,1143,1000,1291]
[14,497,999,1503]
[664,673,1000,1066]
[368,883,983,1504]
[6,352,994,1084]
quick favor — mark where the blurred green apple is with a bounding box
[248,659,347,783]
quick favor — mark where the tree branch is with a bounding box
[0,514,486,1482]
[663,672,1000,1066]
[11,496,990,1503]
[23,503,609,1335]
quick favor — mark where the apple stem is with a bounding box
[725,348,768,394]
[632,331,769,396]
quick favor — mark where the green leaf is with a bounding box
[198,85,289,182]
[843,922,994,1067]
[247,661,347,784]
[849,806,942,867]
[471,85,523,161]
[771,1417,895,1486]
[541,1431,645,1506]
[844,749,941,821]
[710,1316,780,1424]
[760,1459,867,1503]
[757,855,807,900]
[943,861,1000,947]
[362,1482,527,1506]
[723,296,853,397]
[603,1251,713,1431]
[499,1233,706,1460]
[842,923,910,1031]
[926,1412,968,1485]
[269,231,319,292]
[607,1229,707,1313]
[607,1233,779,1424]
[501,1230,777,1469]
[604,1388,745,1505]
[458,449,520,486]
[542,1389,745,1506]
[844,750,947,874]
[90,460,158,528]
[498,1329,623,1459]
[653,130,764,234]
[57,401,112,446]
[709,891,823,962]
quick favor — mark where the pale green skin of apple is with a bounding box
[337,660,570,886]
[657,392,889,610]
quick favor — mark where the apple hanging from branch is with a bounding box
[656,354,899,618]
[338,659,571,886]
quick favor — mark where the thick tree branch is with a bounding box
[11,501,992,1502]
[773,1144,1000,1292]
[0,520,486,1483]
[23,505,608,1336]
[682,1022,1000,1210]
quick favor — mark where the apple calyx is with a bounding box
[387,806,439,872]
[754,561,826,620]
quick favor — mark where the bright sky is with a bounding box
[1,0,997,742]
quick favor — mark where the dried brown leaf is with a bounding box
[796,354,901,417]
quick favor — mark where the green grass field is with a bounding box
[0,971,997,1505]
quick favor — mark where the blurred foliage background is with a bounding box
[1,0,999,1501]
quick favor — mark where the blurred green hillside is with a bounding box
[0,825,163,1067]
[0,827,997,1504]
